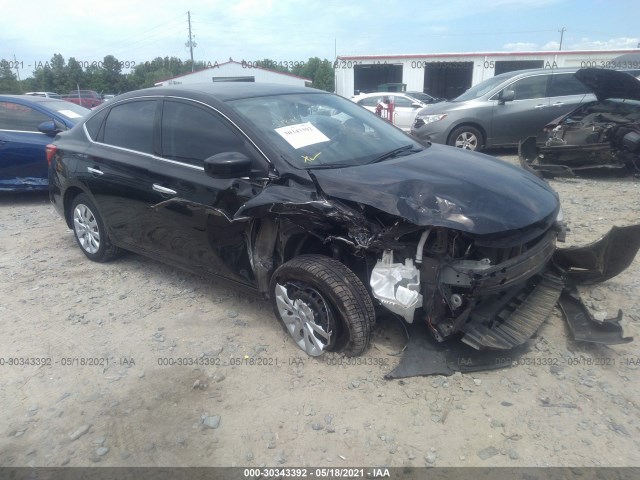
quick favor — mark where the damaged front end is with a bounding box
[368,220,639,351]
[519,128,640,178]
[241,143,638,354]
[519,68,640,178]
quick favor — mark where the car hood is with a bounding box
[574,67,640,102]
[310,144,559,235]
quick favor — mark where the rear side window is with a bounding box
[392,96,414,107]
[357,97,379,107]
[508,75,550,100]
[161,100,246,166]
[84,108,109,140]
[102,100,157,154]
[0,102,50,131]
[548,73,591,97]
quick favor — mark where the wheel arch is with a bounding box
[447,122,487,148]
[62,186,88,229]
[252,217,370,299]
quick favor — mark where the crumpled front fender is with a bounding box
[553,224,640,285]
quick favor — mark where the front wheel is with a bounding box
[448,126,483,150]
[270,255,374,357]
[70,193,120,262]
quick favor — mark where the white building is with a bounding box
[155,60,311,87]
[335,49,640,98]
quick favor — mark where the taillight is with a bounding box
[46,144,57,166]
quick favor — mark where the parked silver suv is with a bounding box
[411,68,595,150]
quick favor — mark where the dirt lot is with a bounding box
[1,151,639,468]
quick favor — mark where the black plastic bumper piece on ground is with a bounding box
[558,287,633,345]
[553,224,640,285]
[459,272,565,350]
[385,320,529,379]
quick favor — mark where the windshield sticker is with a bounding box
[302,152,322,163]
[59,110,82,118]
[275,122,330,149]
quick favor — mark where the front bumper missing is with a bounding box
[386,224,639,376]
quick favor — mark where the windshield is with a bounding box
[453,73,513,102]
[408,92,436,103]
[228,92,424,169]
[43,101,91,121]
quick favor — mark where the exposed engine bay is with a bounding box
[519,68,640,177]
[520,100,640,177]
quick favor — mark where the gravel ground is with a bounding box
[0,150,639,468]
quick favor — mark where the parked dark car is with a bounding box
[519,68,640,177]
[411,68,595,150]
[49,83,638,357]
[0,95,89,191]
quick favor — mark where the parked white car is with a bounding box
[351,92,438,131]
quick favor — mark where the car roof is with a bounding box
[490,67,583,81]
[0,94,70,105]
[117,82,324,102]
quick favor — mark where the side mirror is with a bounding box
[204,152,254,179]
[499,89,515,104]
[411,103,423,108]
[38,120,61,136]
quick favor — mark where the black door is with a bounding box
[82,99,161,250]
[142,99,269,285]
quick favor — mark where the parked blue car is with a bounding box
[0,95,90,191]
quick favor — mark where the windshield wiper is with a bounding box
[306,162,361,169]
[368,144,422,164]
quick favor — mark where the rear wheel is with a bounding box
[448,126,483,150]
[71,194,120,262]
[270,255,374,357]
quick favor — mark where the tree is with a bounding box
[0,59,20,93]
[100,55,122,93]
[292,57,335,92]
[30,63,55,92]
[66,57,85,92]
[50,53,68,92]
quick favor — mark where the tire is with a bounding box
[70,193,120,262]
[270,254,375,357]
[448,125,483,151]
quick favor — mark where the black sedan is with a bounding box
[0,95,89,191]
[49,83,639,358]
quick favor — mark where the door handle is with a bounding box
[87,167,103,175]
[534,105,547,109]
[552,102,564,107]
[0,139,7,145]
[152,184,177,195]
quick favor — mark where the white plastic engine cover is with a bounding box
[370,250,423,323]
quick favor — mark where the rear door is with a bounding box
[80,98,161,248]
[0,100,54,188]
[546,71,595,117]
[489,73,552,145]
[390,95,422,131]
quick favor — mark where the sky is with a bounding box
[1,0,639,78]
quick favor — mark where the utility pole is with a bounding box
[558,27,566,51]
[12,54,22,92]
[186,11,197,72]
